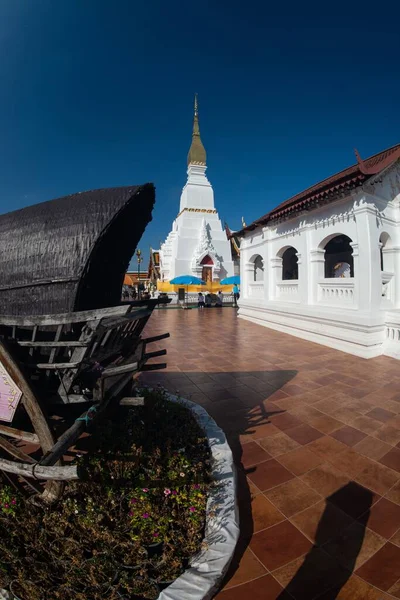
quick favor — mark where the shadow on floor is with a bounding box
[149,369,298,590]
[276,482,374,599]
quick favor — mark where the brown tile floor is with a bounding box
[140,308,400,599]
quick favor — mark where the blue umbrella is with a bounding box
[220,275,240,285]
[169,275,205,308]
[169,275,205,285]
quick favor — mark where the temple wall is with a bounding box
[238,164,400,359]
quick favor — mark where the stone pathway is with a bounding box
[140,308,400,599]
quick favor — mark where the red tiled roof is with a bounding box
[238,143,400,235]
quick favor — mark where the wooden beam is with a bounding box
[141,363,167,371]
[17,340,89,348]
[0,435,36,464]
[143,332,170,344]
[0,305,129,327]
[0,341,64,501]
[101,362,139,378]
[40,370,134,468]
[24,361,81,370]
[143,349,167,360]
[0,457,78,480]
[0,424,39,444]
[119,397,145,406]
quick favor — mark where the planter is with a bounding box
[1,393,239,600]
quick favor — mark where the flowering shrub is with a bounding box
[0,387,211,599]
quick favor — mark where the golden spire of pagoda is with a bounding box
[187,94,207,166]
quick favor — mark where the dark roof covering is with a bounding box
[237,143,400,236]
[0,184,155,316]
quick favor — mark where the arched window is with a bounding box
[253,255,264,281]
[281,247,298,280]
[323,235,354,278]
[379,232,392,272]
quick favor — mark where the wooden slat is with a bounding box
[0,435,36,464]
[143,332,170,344]
[0,423,39,444]
[141,363,167,371]
[143,349,167,360]
[0,457,78,480]
[120,397,145,406]
[0,305,129,327]
[46,324,63,377]
[98,308,152,331]
[24,361,81,370]
[101,362,139,378]
[17,340,89,348]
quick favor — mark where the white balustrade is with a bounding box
[247,282,264,299]
[276,281,299,301]
[384,311,400,358]
[318,279,355,306]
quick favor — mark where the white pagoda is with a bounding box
[158,96,235,292]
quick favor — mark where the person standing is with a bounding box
[198,292,205,309]
[233,283,240,307]
[216,290,223,307]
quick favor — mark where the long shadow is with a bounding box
[153,368,298,588]
[277,482,374,599]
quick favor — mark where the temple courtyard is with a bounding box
[140,307,400,599]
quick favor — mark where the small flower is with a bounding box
[172,490,178,496]
[189,507,196,512]
[164,488,171,496]
[193,484,200,489]
[4,503,9,509]
[74,509,79,514]
[179,472,185,477]
[128,511,133,517]
[142,513,150,519]
[130,498,137,504]
[153,532,159,537]
[142,488,149,493]
[11,499,16,505]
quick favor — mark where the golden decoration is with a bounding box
[187,94,207,166]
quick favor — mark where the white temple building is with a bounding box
[158,96,235,292]
[237,143,400,360]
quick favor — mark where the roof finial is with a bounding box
[187,94,207,166]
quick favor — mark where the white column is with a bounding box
[309,248,325,304]
[243,261,254,299]
[354,206,380,312]
[296,252,305,303]
[270,257,282,300]
[349,241,360,308]
[385,246,400,307]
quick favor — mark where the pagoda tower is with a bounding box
[158,95,234,291]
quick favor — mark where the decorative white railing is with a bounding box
[174,294,234,305]
[384,311,400,358]
[277,281,299,301]
[318,279,355,306]
[247,282,264,300]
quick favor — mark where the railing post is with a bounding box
[309,248,325,304]
[270,257,282,300]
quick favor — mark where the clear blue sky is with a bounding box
[1,1,399,267]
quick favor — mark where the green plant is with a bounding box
[0,387,211,599]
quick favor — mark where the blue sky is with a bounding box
[0,1,399,267]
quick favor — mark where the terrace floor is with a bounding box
[140,307,400,599]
